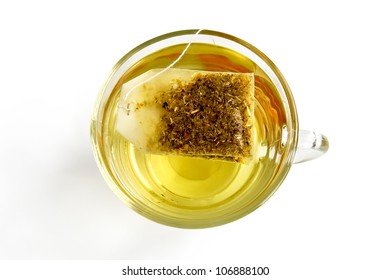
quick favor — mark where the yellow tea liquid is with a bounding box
[96,43,287,226]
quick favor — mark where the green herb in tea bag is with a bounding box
[116,68,255,163]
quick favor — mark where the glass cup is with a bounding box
[90,29,329,228]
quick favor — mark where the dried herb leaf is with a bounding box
[153,72,254,163]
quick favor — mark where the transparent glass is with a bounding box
[90,29,328,228]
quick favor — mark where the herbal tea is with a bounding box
[97,43,287,224]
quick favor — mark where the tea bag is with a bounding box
[116,68,255,163]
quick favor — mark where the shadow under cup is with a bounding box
[91,29,299,228]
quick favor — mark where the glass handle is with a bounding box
[293,130,329,164]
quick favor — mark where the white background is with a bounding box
[1,0,390,279]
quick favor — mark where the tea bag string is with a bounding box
[121,29,204,107]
